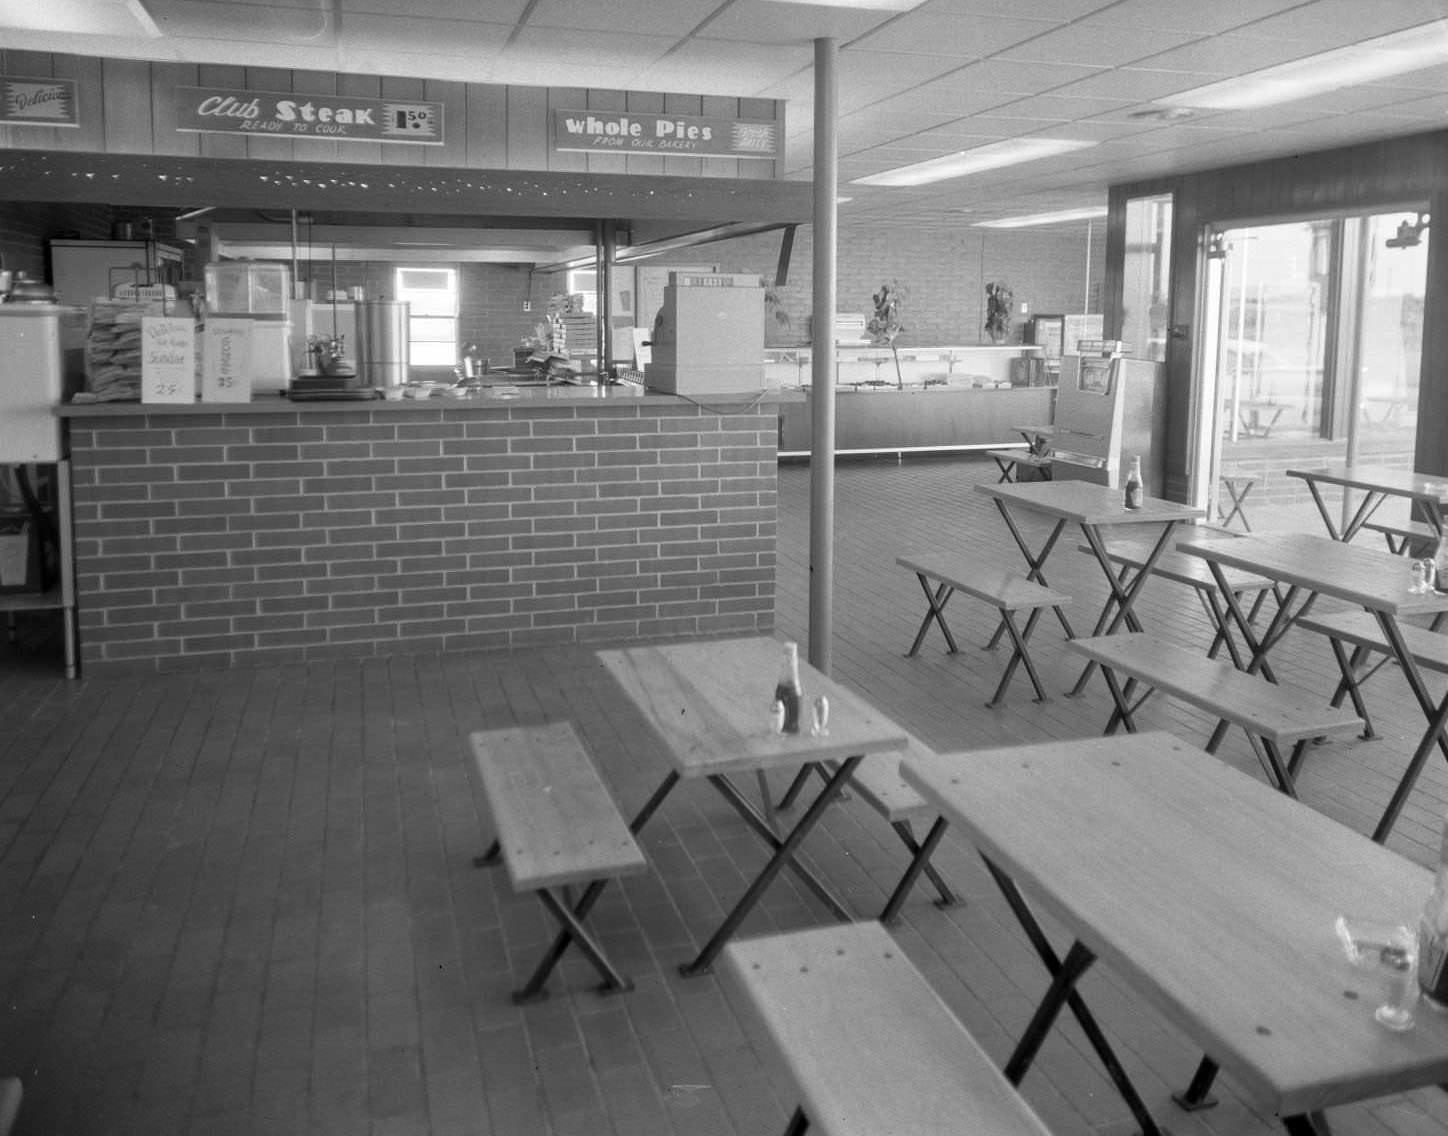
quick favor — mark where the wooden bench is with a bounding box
[897,553,1071,706]
[1065,632,1363,796]
[471,721,648,1003]
[986,448,1052,483]
[721,922,1055,1136]
[1362,517,1437,556]
[1087,536,1277,658]
[776,733,956,924]
[1298,609,1448,739]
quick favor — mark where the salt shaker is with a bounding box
[810,694,830,737]
[1413,559,1429,593]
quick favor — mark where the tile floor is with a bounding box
[2,454,1448,1135]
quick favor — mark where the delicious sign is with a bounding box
[175,86,444,145]
[0,76,79,127]
[552,109,779,159]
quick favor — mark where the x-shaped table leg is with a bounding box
[986,502,1075,649]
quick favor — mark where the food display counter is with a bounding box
[766,345,1056,456]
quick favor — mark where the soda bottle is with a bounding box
[1417,812,1448,1007]
[1432,534,1448,595]
[773,641,803,735]
[1123,455,1144,511]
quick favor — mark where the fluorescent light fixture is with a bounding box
[761,0,921,9]
[976,205,1108,229]
[1157,19,1448,111]
[851,138,1096,188]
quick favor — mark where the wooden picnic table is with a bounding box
[596,635,909,976]
[975,479,1204,693]
[1286,463,1448,543]
[1181,531,1448,842]
[900,730,1448,1136]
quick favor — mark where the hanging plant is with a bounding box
[985,281,1014,344]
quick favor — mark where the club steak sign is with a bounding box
[552,109,779,159]
[175,86,443,145]
[0,76,79,127]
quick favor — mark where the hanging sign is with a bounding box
[0,76,79,127]
[552,109,780,159]
[175,86,444,145]
[141,317,197,405]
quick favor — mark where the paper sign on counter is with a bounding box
[141,317,196,404]
[202,319,252,403]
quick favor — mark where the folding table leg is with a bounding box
[783,1106,810,1136]
[990,608,1049,706]
[879,817,953,924]
[512,883,633,1003]
[984,859,1168,1136]
[907,576,959,656]
[1173,1055,1220,1111]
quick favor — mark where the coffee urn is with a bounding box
[355,301,410,392]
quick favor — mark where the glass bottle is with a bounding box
[773,641,803,735]
[1432,533,1448,595]
[1123,455,1144,511]
[1417,812,1448,1007]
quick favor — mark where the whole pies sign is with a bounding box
[0,76,79,127]
[175,86,443,145]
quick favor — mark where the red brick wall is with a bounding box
[66,399,777,673]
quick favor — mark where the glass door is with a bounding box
[1196,211,1425,532]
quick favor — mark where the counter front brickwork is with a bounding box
[63,397,777,672]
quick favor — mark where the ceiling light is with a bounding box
[851,138,1096,188]
[976,206,1108,229]
[760,0,921,8]
[1157,19,1448,111]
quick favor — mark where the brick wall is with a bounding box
[66,399,777,673]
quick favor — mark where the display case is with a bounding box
[49,239,184,306]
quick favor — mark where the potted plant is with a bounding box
[985,281,1013,344]
[867,280,908,388]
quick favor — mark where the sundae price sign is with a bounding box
[552,109,779,160]
[0,76,79,127]
[175,86,444,145]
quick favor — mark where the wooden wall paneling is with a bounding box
[289,70,340,163]
[699,96,740,180]
[51,54,104,152]
[101,58,155,154]
[465,82,507,169]
[661,92,703,178]
[242,67,295,161]
[737,96,777,181]
[335,73,383,164]
[3,52,62,152]
[547,87,589,173]
[584,89,627,175]
[624,90,664,176]
[150,63,200,157]
[196,65,248,160]
[505,85,548,170]
[378,75,425,168]
[422,78,467,168]
[0,51,11,150]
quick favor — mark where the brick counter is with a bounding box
[60,393,778,672]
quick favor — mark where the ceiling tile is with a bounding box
[636,38,809,96]
[524,0,717,35]
[1076,0,1308,34]
[337,14,510,54]
[928,58,1110,95]
[1131,34,1318,73]
[1238,0,1448,44]
[997,24,1205,67]
[503,24,676,71]
[696,0,891,42]
[853,12,1064,56]
[925,0,1113,17]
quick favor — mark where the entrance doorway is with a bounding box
[1195,211,1427,532]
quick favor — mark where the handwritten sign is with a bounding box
[141,318,196,404]
[201,320,252,403]
[0,75,78,127]
[552,109,779,159]
[175,86,443,145]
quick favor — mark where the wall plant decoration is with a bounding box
[985,281,1014,344]
[867,280,908,388]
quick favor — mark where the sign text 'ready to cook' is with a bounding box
[175,86,444,145]
[551,109,779,160]
[0,76,79,127]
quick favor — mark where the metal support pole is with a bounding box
[809,36,839,677]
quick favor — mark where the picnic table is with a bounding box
[975,479,1204,692]
[901,730,1448,1136]
[596,636,909,976]
[1181,531,1448,841]
[1287,464,1448,543]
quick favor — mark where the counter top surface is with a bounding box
[57,383,788,416]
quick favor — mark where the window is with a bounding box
[393,266,458,367]
[567,268,597,314]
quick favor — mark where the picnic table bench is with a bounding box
[721,922,1054,1136]
[471,721,648,1002]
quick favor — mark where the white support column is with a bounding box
[809,36,838,676]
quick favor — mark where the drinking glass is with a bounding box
[1336,915,1418,1031]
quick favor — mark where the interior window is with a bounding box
[394,267,458,367]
